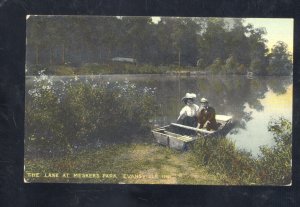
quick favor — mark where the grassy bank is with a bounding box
[190,117,292,185]
[25,72,292,185]
[27,63,204,76]
[25,143,233,184]
[25,118,292,185]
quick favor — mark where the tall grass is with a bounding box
[191,117,292,185]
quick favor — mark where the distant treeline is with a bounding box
[26,16,293,75]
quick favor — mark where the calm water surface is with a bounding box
[26,74,293,156]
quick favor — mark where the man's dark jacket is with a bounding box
[197,106,218,130]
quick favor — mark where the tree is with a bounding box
[25,16,280,76]
[224,19,251,65]
[26,16,46,66]
[267,41,293,75]
[223,54,239,74]
[247,25,269,75]
[198,18,227,67]
[121,17,153,62]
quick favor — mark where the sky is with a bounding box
[243,18,294,54]
[151,17,294,54]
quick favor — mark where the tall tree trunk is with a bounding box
[86,46,89,63]
[62,43,65,64]
[79,46,82,63]
[98,46,101,63]
[49,47,53,65]
[108,48,112,59]
[178,50,181,67]
[35,46,39,65]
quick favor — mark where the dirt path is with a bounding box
[115,144,229,185]
[25,143,231,184]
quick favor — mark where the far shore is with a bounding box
[25,72,293,77]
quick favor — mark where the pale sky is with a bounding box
[151,17,294,54]
[244,18,293,54]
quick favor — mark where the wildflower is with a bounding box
[28,89,34,96]
[40,74,48,81]
[38,69,45,75]
[143,87,150,93]
[47,79,53,85]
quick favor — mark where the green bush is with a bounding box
[78,63,111,74]
[236,64,247,75]
[52,65,76,75]
[33,63,210,75]
[25,74,157,158]
[206,58,224,74]
[257,117,292,185]
[77,63,165,74]
[27,65,50,75]
[223,55,239,74]
[191,117,292,185]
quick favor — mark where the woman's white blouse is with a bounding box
[178,104,200,120]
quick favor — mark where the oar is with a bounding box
[171,123,214,134]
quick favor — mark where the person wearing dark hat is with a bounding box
[177,93,199,128]
[197,98,218,131]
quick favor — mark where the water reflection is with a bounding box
[230,84,292,155]
[145,75,292,155]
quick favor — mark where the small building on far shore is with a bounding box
[111,57,137,65]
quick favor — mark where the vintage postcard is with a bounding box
[24,16,293,185]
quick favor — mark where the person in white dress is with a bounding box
[177,93,200,128]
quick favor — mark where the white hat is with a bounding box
[181,93,197,102]
[200,97,208,103]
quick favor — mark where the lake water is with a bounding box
[26,74,293,156]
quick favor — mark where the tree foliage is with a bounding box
[26,16,292,76]
[267,41,293,75]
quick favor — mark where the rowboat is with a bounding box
[152,115,234,150]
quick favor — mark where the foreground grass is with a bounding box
[25,119,291,185]
[25,143,234,185]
